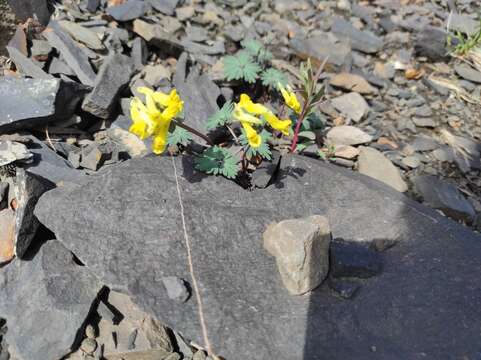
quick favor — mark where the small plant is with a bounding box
[129,59,326,185]
[223,39,287,88]
[447,18,481,55]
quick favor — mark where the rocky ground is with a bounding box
[0,0,481,359]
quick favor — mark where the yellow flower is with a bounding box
[238,94,269,115]
[240,121,261,148]
[233,103,262,125]
[278,83,301,114]
[263,112,291,136]
[129,87,184,154]
[237,93,292,135]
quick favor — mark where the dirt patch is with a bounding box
[0,0,16,56]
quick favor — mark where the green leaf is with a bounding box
[167,126,192,146]
[297,131,316,141]
[260,68,288,88]
[223,51,261,83]
[195,146,240,179]
[240,129,273,160]
[241,39,263,54]
[206,101,234,130]
[241,39,273,62]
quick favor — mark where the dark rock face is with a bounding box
[7,0,51,25]
[13,169,55,258]
[35,155,481,360]
[329,239,383,279]
[0,240,102,360]
[413,175,476,223]
[0,77,89,132]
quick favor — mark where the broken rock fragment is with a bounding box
[82,53,134,119]
[264,215,331,295]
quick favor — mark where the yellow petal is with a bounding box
[152,90,172,108]
[241,121,261,148]
[239,94,269,115]
[264,112,292,136]
[151,124,169,154]
[279,83,301,114]
[233,104,262,124]
[129,121,148,139]
[161,89,184,120]
[130,97,157,136]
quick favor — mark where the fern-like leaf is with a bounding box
[223,51,261,83]
[206,101,234,130]
[241,39,273,62]
[167,126,192,146]
[260,68,288,88]
[240,129,273,160]
[195,146,240,179]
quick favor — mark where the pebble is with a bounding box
[402,155,421,168]
[330,93,370,122]
[80,338,97,354]
[358,146,408,192]
[85,324,97,339]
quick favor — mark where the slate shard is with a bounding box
[43,21,97,86]
[0,241,102,360]
[35,155,481,360]
[82,53,134,119]
[0,77,89,132]
[6,46,52,79]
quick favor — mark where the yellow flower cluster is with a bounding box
[129,87,184,154]
[232,94,292,148]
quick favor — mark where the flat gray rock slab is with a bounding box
[0,77,88,132]
[35,155,481,360]
[0,240,102,360]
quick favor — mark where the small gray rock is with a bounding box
[358,147,408,192]
[330,93,370,122]
[326,125,372,146]
[162,276,190,302]
[454,63,481,84]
